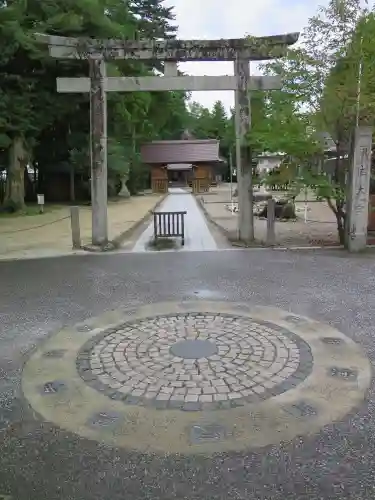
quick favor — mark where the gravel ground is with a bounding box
[0,194,164,258]
[200,186,339,246]
[1,248,375,499]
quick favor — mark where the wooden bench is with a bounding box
[153,211,187,246]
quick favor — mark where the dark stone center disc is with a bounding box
[170,339,218,359]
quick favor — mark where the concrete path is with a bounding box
[132,188,218,252]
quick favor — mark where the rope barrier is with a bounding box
[303,220,336,224]
[0,215,70,235]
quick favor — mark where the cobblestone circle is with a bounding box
[77,313,313,411]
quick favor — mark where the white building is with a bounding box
[256,152,285,175]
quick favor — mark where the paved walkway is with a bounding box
[132,188,218,252]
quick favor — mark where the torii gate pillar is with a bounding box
[89,58,107,246]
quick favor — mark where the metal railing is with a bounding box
[153,210,186,245]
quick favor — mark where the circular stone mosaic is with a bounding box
[21,302,372,454]
[77,314,313,410]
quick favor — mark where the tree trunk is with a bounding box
[69,164,75,202]
[327,197,346,245]
[4,136,27,210]
[336,208,345,245]
[333,140,346,245]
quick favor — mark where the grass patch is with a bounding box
[147,237,178,250]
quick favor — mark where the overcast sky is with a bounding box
[163,0,327,111]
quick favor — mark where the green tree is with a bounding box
[305,0,374,243]
[129,0,177,39]
[0,0,132,209]
[0,0,191,208]
[187,100,232,155]
[210,101,228,140]
[257,0,374,243]
[187,102,214,138]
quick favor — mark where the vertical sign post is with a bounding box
[347,126,372,252]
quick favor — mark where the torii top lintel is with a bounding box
[35,33,299,62]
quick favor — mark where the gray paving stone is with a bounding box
[182,402,201,412]
[186,395,199,402]
[76,312,313,412]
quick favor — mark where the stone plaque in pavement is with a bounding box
[41,380,66,394]
[43,349,67,358]
[189,423,227,444]
[284,315,306,325]
[76,324,94,332]
[284,401,317,418]
[89,411,121,428]
[329,367,358,381]
[321,337,344,345]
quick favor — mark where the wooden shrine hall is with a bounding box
[140,136,224,194]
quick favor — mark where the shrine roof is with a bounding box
[141,139,220,164]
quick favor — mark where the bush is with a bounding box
[257,200,296,220]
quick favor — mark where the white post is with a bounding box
[37,193,45,214]
[266,198,276,246]
[70,206,81,249]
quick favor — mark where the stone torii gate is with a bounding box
[37,34,299,246]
